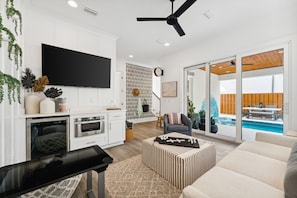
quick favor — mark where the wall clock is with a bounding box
[154,67,163,77]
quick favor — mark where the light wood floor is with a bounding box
[104,121,239,163]
[72,121,238,197]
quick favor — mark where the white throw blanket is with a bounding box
[137,98,143,118]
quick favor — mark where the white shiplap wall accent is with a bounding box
[0,0,25,167]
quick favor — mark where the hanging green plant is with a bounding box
[1,26,22,68]
[0,0,23,104]
[0,0,23,68]
[5,0,22,35]
[0,71,21,104]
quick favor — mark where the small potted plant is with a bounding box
[198,110,205,130]
[187,97,195,118]
[210,117,218,133]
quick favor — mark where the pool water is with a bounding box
[218,117,283,134]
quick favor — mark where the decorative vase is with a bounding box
[25,93,41,114]
[40,98,55,114]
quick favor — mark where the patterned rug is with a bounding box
[21,174,82,198]
[105,155,182,198]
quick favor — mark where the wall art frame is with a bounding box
[162,81,177,97]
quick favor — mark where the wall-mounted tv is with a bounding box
[42,44,111,88]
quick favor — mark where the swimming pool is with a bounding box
[218,117,283,134]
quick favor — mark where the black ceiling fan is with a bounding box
[136,0,197,37]
[228,60,253,66]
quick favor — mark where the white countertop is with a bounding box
[23,107,126,118]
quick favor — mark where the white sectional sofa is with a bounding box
[180,132,297,198]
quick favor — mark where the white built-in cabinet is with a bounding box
[22,110,126,155]
[68,110,126,151]
[108,112,126,147]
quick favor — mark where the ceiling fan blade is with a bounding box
[173,22,185,36]
[174,0,197,17]
[137,17,167,21]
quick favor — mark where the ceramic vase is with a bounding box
[25,93,41,114]
[40,98,55,114]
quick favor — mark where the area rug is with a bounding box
[105,155,182,198]
[21,174,82,198]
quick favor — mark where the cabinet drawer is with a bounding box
[109,112,125,120]
[70,134,107,151]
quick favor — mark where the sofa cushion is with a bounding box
[181,186,210,198]
[167,125,188,133]
[256,132,297,148]
[284,143,297,198]
[217,149,287,190]
[237,140,291,162]
[190,166,284,198]
[168,112,182,124]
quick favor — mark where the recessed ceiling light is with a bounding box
[226,71,231,73]
[68,0,78,8]
[164,42,170,47]
[219,66,223,69]
[278,50,283,53]
[129,55,134,58]
[211,64,216,67]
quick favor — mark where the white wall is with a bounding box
[159,6,297,130]
[23,4,118,111]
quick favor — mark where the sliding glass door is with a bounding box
[185,44,289,141]
[241,48,285,140]
[186,64,207,135]
[208,58,237,140]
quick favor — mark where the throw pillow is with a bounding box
[284,142,297,198]
[168,112,182,125]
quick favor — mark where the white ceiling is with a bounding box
[28,0,296,66]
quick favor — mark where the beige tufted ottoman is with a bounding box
[142,132,216,189]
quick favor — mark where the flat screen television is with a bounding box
[42,44,111,88]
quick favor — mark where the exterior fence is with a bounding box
[220,93,283,115]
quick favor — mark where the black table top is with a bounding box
[0,145,113,198]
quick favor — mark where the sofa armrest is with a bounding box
[163,114,169,134]
[180,186,210,198]
[256,132,297,148]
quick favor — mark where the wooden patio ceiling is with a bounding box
[199,49,284,75]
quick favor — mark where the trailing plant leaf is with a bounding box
[44,87,63,98]
[1,27,22,68]
[0,70,21,104]
[0,15,3,48]
[33,76,49,92]
[5,6,22,35]
[0,0,23,68]
[0,72,4,103]
[21,68,36,92]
